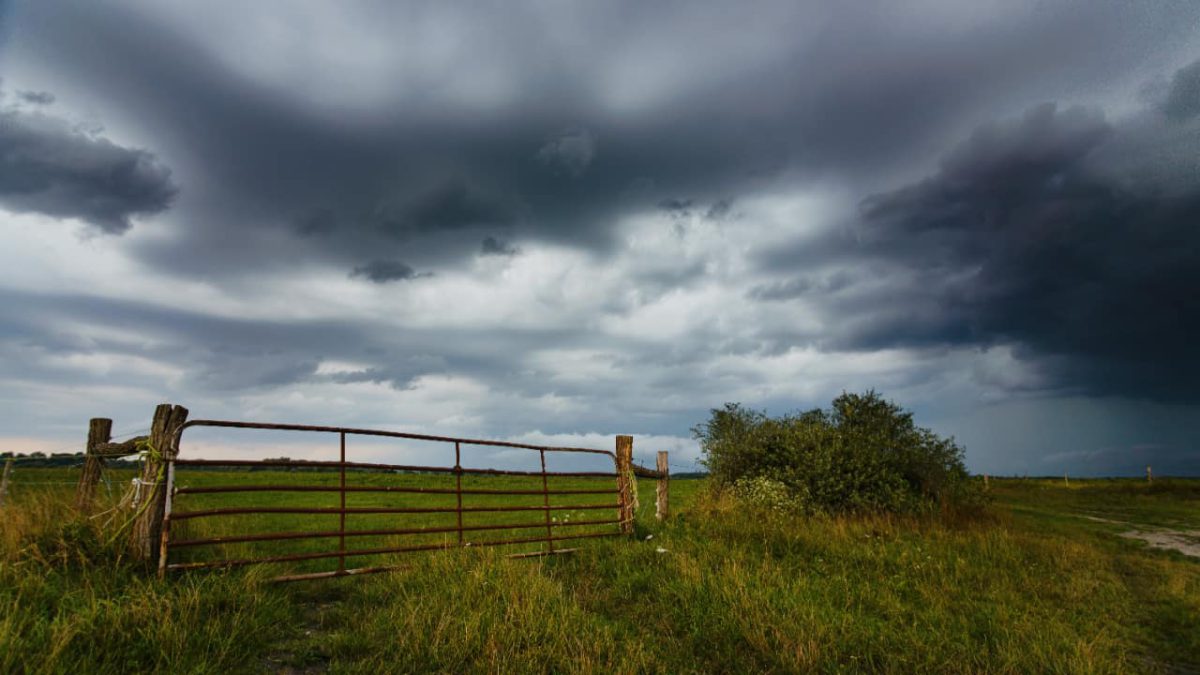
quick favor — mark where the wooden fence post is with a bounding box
[75,418,113,512]
[130,403,188,564]
[616,435,633,534]
[655,451,669,521]
[0,457,12,508]
[1146,465,1153,483]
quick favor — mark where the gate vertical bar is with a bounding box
[455,442,463,545]
[339,431,346,574]
[540,450,553,552]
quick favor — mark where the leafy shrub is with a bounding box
[693,390,982,514]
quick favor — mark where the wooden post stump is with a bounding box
[655,451,669,521]
[75,418,113,512]
[615,435,634,534]
[0,457,12,508]
[130,403,188,565]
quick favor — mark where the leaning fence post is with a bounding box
[655,451,669,521]
[0,457,12,508]
[131,403,188,565]
[75,418,113,512]
[616,435,634,534]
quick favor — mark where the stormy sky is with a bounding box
[1,1,1198,476]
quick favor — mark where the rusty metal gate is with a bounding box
[158,420,626,582]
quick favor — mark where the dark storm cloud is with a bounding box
[10,0,1199,276]
[0,105,177,233]
[850,100,1200,401]
[748,271,856,302]
[349,260,428,283]
[376,181,518,236]
[536,128,596,177]
[16,90,54,105]
[1163,59,1200,122]
[480,236,518,257]
[3,0,1200,460]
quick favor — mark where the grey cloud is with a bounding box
[295,208,338,236]
[378,181,518,236]
[17,90,54,105]
[0,106,177,233]
[705,199,733,220]
[480,236,518,257]
[1163,58,1200,122]
[852,102,1200,401]
[3,2,1200,473]
[12,1,1197,277]
[537,128,596,177]
[748,271,855,302]
[657,198,694,216]
[349,260,428,283]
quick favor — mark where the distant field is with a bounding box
[1,470,1197,673]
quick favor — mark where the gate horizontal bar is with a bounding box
[267,548,582,583]
[173,458,616,478]
[269,564,410,583]
[166,531,621,571]
[174,484,614,496]
[506,548,580,559]
[170,518,620,547]
[170,503,619,520]
[180,419,616,457]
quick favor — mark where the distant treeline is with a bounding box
[1,453,711,477]
[0,452,109,468]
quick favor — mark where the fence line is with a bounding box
[34,402,670,582]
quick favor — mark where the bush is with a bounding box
[693,390,981,514]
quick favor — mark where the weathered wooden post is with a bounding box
[655,451,669,521]
[130,403,188,564]
[75,418,113,512]
[0,457,12,508]
[1146,465,1153,483]
[983,474,989,490]
[615,435,634,534]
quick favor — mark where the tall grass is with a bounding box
[1,473,1197,673]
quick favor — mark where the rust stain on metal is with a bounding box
[160,418,632,583]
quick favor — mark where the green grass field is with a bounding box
[2,468,1197,673]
